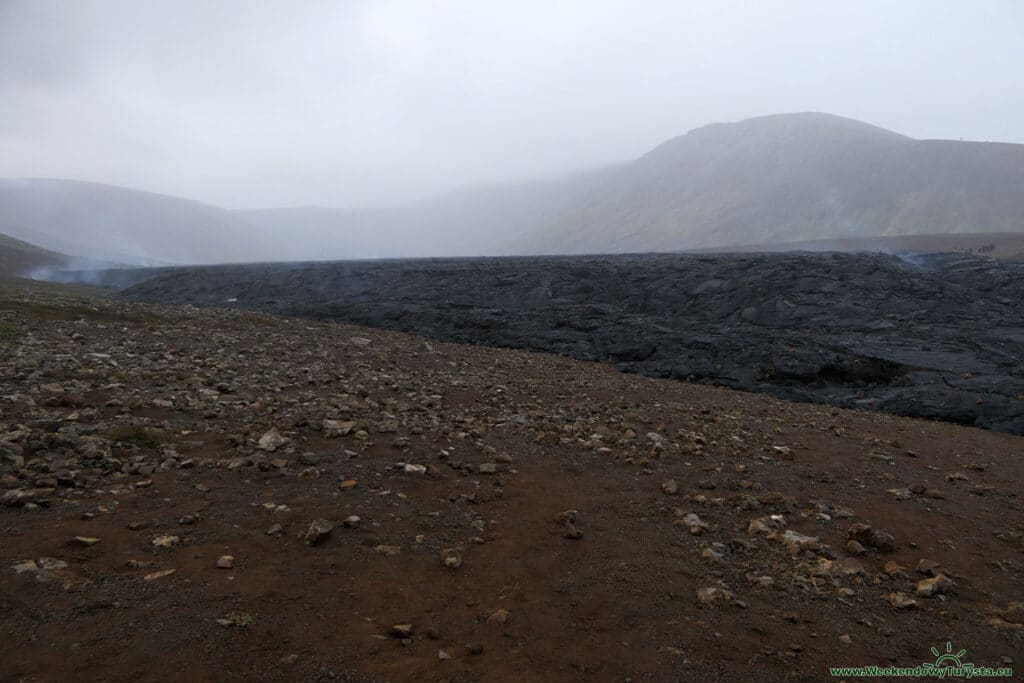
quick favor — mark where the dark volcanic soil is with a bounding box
[1,281,1022,682]
[108,252,1024,434]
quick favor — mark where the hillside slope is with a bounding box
[509,113,1024,253]
[0,232,65,277]
[238,113,1024,258]
[0,179,271,265]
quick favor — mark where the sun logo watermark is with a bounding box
[927,641,972,670]
[829,640,1013,678]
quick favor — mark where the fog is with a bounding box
[2,0,1023,210]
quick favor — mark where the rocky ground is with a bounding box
[103,251,1024,434]
[1,279,1022,682]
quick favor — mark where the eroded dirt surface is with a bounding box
[1,281,1022,682]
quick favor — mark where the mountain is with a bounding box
[0,232,66,277]
[0,179,271,265]
[6,113,1024,263]
[508,112,1024,253]
[239,113,1024,258]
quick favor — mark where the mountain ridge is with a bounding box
[4,112,1024,263]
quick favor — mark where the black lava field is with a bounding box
[100,252,1023,434]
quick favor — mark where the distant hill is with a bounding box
[5,113,1024,263]
[236,167,616,259]
[0,232,66,277]
[240,113,1024,258]
[0,179,272,265]
[507,113,1024,254]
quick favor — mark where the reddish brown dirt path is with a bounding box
[0,283,1021,682]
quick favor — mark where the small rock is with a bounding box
[847,523,894,552]
[391,623,414,638]
[144,569,176,581]
[266,523,283,536]
[563,523,584,540]
[845,540,866,556]
[323,419,358,437]
[478,462,497,475]
[304,519,334,546]
[403,463,427,475]
[554,510,578,525]
[1,489,35,507]
[343,515,360,528]
[488,609,511,624]
[661,479,678,495]
[872,531,895,553]
[442,548,463,570]
[216,555,234,569]
[885,592,917,609]
[152,535,180,548]
[916,574,954,597]
[697,587,735,606]
[682,512,707,535]
[11,560,38,574]
[258,428,288,452]
[70,536,101,547]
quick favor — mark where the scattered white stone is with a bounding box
[258,428,288,452]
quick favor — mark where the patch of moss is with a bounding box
[107,425,163,449]
[226,611,254,627]
[0,321,19,341]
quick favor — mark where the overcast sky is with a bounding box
[1,0,1022,209]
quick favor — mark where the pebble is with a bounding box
[70,536,101,547]
[697,587,734,605]
[442,548,464,569]
[916,574,954,597]
[257,428,288,452]
[391,623,413,638]
[144,569,176,581]
[304,519,334,546]
[152,535,180,548]
[216,555,234,569]
[488,609,511,624]
[885,592,917,609]
[563,523,584,540]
